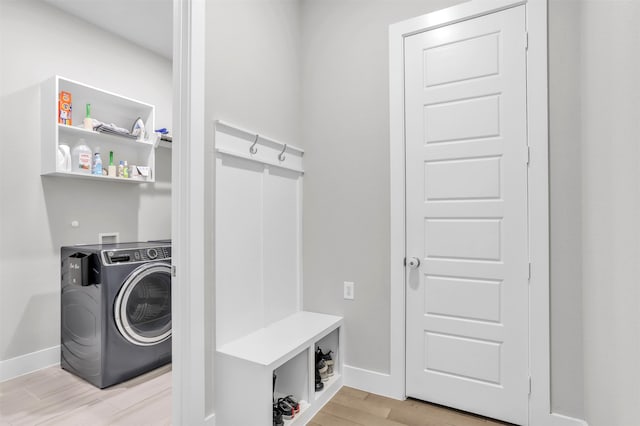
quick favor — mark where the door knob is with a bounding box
[406,257,421,269]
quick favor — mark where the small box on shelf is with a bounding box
[58,91,72,125]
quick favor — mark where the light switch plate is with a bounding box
[344,281,355,300]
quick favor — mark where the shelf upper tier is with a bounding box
[57,76,154,129]
[58,124,155,148]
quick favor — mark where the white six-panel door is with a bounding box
[404,6,529,424]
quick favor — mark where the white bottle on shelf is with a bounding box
[71,139,92,174]
[57,144,71,172]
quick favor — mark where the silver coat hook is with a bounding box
[278,144,287,161]
[250,134,259,154]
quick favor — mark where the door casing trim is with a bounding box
[389,1,561,425]
[172,0,214,424]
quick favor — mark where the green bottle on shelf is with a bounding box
[84,103,92,130]
[108,151,116,177]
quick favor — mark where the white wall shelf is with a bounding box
[41,76,157,183]
[41,171,152,183]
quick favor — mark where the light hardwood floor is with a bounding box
[1,367,508,426]
[0,365,171,426]
[310,387,510,426]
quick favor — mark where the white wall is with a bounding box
[299,0,465,376]
[578,2,640,425]
[205,0,301,145]
[548,1,640,422]
[548,0,585,418]
[0,0,172,365]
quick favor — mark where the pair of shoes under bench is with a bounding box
[316,347,334,379]
[274,395,299,423]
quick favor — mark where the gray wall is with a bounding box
[549,1,640,422]
[205,0,301,145]
[0,0,172,363]
[299,0,465,374]
[578,2,640,425]
[548,0,585,419]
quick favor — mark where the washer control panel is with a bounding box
[103,246,171,264]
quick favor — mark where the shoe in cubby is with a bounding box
[316,347,334,376]
[281,395,300,414]
[273,402,284,426]
[275,398,294,421]
[315,368,324,392]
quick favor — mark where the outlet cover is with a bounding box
[344,281,355,300]
[99,232,120,244]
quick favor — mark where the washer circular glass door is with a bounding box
[115,262,171,346]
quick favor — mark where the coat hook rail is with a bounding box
[215,120,305,156]
[215,147,304,175]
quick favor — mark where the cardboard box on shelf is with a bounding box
[58,91,72,125]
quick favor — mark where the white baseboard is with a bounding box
[0,345,60,383]
[342,364,401,400]
[550,412,588,426]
